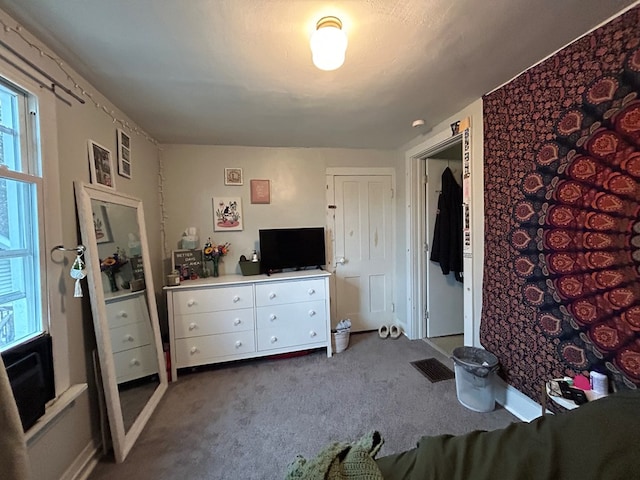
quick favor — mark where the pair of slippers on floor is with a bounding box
[378,324,402,339]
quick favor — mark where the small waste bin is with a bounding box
[333,329,350,353]
[332,318,352,353]
[452,346,499,412]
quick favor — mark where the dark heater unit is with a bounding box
[2,334,54,431]
[5,352,46,430]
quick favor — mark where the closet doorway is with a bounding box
[424,144,464,340]
[406,127,471,353]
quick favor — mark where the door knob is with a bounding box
[336,257,346,265]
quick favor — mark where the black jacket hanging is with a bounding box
[430,167,463,282]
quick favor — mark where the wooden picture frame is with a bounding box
[224,168,243,186]
[250,179,270,204]
[213,197,243,231]
[88,140,116,189]
[117,128,131,179]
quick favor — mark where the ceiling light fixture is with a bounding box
[310,16,348,71]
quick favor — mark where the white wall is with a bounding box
[0,8,162,479]
[161,145,401,275]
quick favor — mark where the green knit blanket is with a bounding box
[285,431,384,480]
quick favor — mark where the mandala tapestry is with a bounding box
[482,7,640,402]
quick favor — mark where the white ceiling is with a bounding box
[0,0,636,149]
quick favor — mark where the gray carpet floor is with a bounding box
[89,332,518,480]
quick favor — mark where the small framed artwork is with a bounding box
[213,197,243,231]
[88,140,116,189]
[224,168,243,186]
[117,128,131,179]
[93,205,113,244]
[172,249,204,280]
[250,179,270,204]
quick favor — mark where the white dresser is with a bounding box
[165,270,332,380]
[104,290,158,384]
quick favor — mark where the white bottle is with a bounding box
[590,371,608,396]
[251,250,259,262]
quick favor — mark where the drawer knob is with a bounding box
[233,318,242,326]
[233,295,240,303]
[187,299,196,307]
[124,334,134,342]
[269,292,276,299]
[308,288,315,295]
[235,340,242,348]
[190,346,199,355]
[129,358,140,367]
[189,322,198,331]
[118,311,128,318]
[308,309,316,317]
[269,314,277,321]
[270,336,278,344]
[309,330,316,337]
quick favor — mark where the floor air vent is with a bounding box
[410,358,455,383]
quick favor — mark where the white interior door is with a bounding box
[333,175,394,331]
[426,159,464,337]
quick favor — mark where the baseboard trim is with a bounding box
[494,378,546,422]
[59,440,102,480]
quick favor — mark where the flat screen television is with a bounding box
[259,227,326,274]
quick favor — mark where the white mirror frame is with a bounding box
[74,181,167,463]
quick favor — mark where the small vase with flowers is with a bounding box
[203,237,230,277]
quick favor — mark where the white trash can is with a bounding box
[333,329,350,353]
[452,347,499,412]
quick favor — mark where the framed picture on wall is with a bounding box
[224,168,243,186]
[117,128,131,179]
[213,197,243,231]
[88,140,116,189]
[250,179,270,204]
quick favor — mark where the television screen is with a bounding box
[259,227,326,274]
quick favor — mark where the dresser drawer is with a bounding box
[256,300,326,330]
[256,317,327,351]
[175,330,256,367]
[109,321,151,353]
[174,308,253,339]
[113,344,158,384]
[255,279,325,306]
[105,295,147,329]
[172,285,254,314]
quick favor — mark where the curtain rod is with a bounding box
[0,37,84,105]
[0,51,71,106]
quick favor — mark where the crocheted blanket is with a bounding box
[285,431,384,480]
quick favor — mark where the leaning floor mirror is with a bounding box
[74,181,167,463]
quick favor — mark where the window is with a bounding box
[0,78,45,353]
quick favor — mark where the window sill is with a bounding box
[25,383,87,444]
